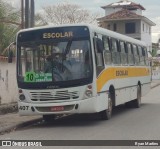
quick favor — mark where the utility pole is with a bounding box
[30,0,35,27]
[21,0,24,29]
[25,0,30,28]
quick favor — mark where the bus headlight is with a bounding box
[85,90,93,97]
[85,84,93,98]
[19,94,26,101]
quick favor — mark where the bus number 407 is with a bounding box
[19,106,29,110]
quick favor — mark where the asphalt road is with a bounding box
[1,86,160,149]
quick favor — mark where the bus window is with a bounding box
[94,35,105,76]
[18,46,26,80]
[127,43,134,65]
[119,41,127,65]
[26,49,34,71]
[132,44,139,65]
[144,47,149,65]
[138,46,145,65]
[111,38,120,65]
[142,47,148,66]
[103,36,112,65]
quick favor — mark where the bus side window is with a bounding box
[111,38,120,65]
[144,47,149,66]
[127,43,134,65]
[132,44,139,65]
[142,47,148,65]
[138,46,145,66]
[103,36,112,65]
[94,34,105,76]
[119,41,127,65]
[18,47,25,78]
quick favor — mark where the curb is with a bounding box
[0,117,42,135]
[151,83,160,89]
[0,102,18,115]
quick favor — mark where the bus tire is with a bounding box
[43,115,56,122]
[133,85,141,108]
[99,97,113,120]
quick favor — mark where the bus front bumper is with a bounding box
[18,97,100,116]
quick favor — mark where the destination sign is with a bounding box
[43,32,73,39]
[18,26,89,42]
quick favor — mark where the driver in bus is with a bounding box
[44,42,62,71]
[44,46,65,81]
[44,43,62,72]
[52,46,64,71]
[44,55,52,73]
[52,45,67,81]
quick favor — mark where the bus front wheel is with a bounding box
[99,97,113,120]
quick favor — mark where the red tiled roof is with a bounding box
[101,0,145,10]
[97,9,142,21]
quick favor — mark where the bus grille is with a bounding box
[30,90,79,101]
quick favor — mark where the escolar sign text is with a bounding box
[43,32,73,39]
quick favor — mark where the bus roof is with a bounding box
[17,23,146,47]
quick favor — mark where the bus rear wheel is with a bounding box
[133,85,141,108]
[99,97,113,120]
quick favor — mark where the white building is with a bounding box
[97,0,156,51]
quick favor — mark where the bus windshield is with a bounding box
[17,39,92,83]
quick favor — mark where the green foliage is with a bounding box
[152,48,157,57]
[0,0,21,55]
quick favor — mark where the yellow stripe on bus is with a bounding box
[96,67,150,92]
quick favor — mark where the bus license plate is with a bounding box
[51,106,64,111]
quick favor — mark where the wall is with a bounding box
[131,9,142,15]
[152,70,160,80]
[141,20,152,51]
[0,58,18,104]
[101,20,141,40]
[105,8,121,16]
[116,20,141,37]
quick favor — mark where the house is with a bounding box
[97,0,156,51]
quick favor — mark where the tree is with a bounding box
[34,13,48,27]
[0,0,21,55]
[39,2,100,25]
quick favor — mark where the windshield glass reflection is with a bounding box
[18,40,92,82]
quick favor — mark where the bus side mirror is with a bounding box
[95,38,104,53]
[8,42,16,63]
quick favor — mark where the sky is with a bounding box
[7,0,160,42]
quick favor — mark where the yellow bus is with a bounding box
[15,24,150,121]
